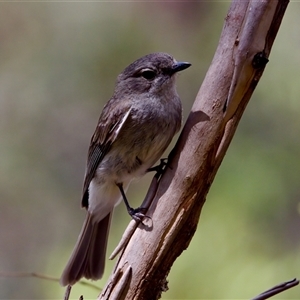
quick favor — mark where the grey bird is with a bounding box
[60,52,191,286]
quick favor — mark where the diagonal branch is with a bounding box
[98,1,290,299]
[251,278,299,300]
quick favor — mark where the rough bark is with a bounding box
[98,1,290,299]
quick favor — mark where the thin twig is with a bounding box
[0,271,99,290]
[64,285,72,300]
[251,278,299,300]
[0,271,59,282]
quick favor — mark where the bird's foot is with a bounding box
[128,207,150,222]
[147,158,168,178]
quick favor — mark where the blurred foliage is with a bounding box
[0,2,299,299]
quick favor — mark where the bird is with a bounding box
[60,52,191,286]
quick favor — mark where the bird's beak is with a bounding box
[171,61,191,74]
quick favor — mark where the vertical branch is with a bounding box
[98,1,289,299]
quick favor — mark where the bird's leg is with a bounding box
[116,159,168,222]
[116,183,147,222]
[136,158,168,211]
[110,162,166,258]
[147,158,168,179]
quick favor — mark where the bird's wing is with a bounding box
[81,102,132,208]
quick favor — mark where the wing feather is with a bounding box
[81,103,132,208]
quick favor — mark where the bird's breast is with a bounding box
[96,95,182,182]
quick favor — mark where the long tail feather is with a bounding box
[60,212,111,286]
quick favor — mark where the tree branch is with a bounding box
[251,278,299,300]
[98,1,290,299]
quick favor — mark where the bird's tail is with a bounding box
[60,212,112,286]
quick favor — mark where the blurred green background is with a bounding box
[0,2,300,299]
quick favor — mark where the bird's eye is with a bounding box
[140,69,156,80]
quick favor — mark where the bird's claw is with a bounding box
[147,158,168,177]
[128,207,151,222]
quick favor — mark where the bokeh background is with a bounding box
[0,2,300,299]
